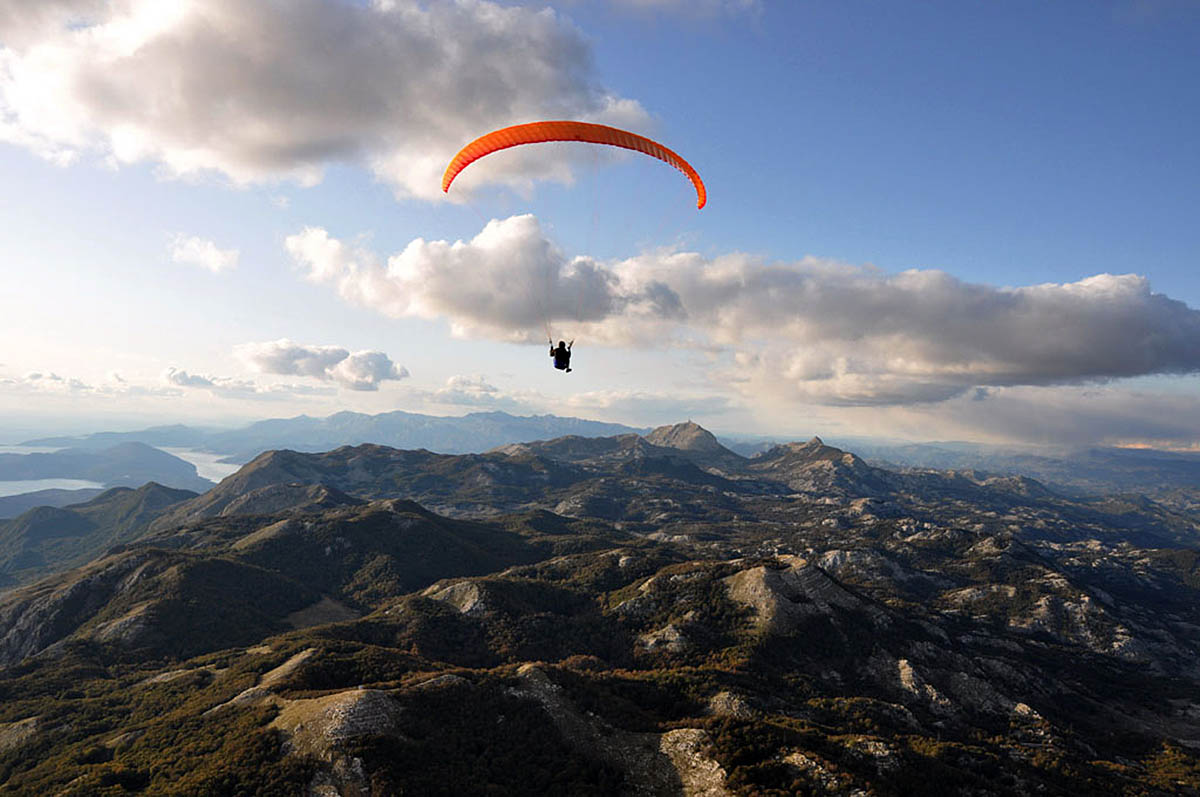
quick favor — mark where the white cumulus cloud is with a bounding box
[427,374,529,409]
[0,0,647,199]
[329,351,410,392]
[169,234,239,273]
[286,216,675,342]
[235,339,408,391]
[162,368,219,389]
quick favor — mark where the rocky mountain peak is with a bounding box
[644,421,726,453]
[787,436,831,453]
[81,481,194,507]
[758,436,849,464]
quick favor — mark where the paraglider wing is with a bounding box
[441,121,706,209]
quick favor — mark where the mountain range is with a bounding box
[23,410,647,463]
[25,408,1200,500]
[0,421,1198,794]
[851,439,1200,497]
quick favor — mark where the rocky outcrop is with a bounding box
[423,580,487,616]
[638,623,691,654]
[724,555,888,635]
[0,716,37,753]
[271,688,405,755]
[204,646,404,796]
[510,664,730,797]
[706,691,754,720]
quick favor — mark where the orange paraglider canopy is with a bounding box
[441,120,706,209]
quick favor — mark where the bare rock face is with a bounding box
[706,691,754,720]
[260,647,319,688]
[201,647,404,795]
[271,689,404,797]
[784,749,856,792]
[895,657,954,715]
[511,664,730,797]
[1006,590,1156,663]
[0,716,37,753]
[90,600,156,645]
[412,673,468,690]
[639,623,691,654]
[817,548,943,589]
[271,689,405,755]
[424,580,487,616]
[645,423,726,455]
[659,729,730,797]
[724,555,887,635]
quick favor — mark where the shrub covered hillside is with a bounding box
[2,424,1199,794]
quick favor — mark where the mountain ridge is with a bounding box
[2,419,1200,792]
[0,482,199,588]
[23,410,1200,498]
[24,410,649,462]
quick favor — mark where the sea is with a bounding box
[0,444,241,496]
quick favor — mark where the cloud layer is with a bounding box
[234,339,409,391]
[412,374,729,426]
[288,214,1200,406]
[831,384,1200,451]
[426,374,528,410]
[1,370,178,398]
[0,0,645,198]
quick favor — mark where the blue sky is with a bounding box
[1,0,1199,447]
[571,1,1200,289]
